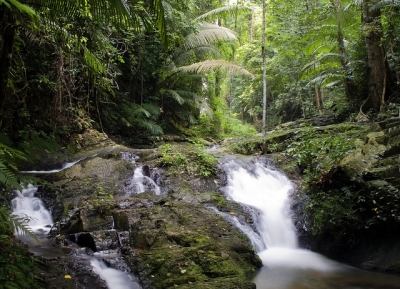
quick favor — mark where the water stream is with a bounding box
[222,158,400,289]
[125,166,161,196]
[10,154,400,289]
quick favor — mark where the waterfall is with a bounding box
[126,166,160,196]
[12,184,54,234]
[222,159,339,271]
[19,158,86,174]
[90,259,141,289]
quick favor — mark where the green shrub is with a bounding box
[285,125,355,185]
[158,143,217,177]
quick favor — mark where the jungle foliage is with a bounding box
[1,0,399,147]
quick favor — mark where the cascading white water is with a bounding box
[90,259,141,289]
[127,166,160,196]
[12,184,54,234]
[222,159,339,271]
[19,158,86,174]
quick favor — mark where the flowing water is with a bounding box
[126,166,161,196]
[19,158,86,174]
[12,184,142,289]
[10,154,400,289]
[11,152,148,289]
[91,259,141,289]
[222,158,400,289]
[12,184,54,235]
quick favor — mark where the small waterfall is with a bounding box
[222,159,339,271]
[91,259,141,289]
[126,166,160,196]
[19,158,86,174]
[12,184,53,234]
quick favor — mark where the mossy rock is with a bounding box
[127,201,261,289]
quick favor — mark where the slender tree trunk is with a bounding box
[249,4,254,43]
[215,70,221,99]
[229,50,234,109]
[314,84,322,115]
[361,0,386,112]
[330,0,351,100]
[262,0,267,138]
[0,9,16,114]
[337,19,351,100]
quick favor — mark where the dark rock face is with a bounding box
[289,118,400,274]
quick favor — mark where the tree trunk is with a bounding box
[0,9,16,113]
[361,0,386,112]
[262,0,267,138]
[314,84,322,115]
[337,18,351,100]
[249,4,254,43]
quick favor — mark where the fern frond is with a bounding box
[173,45,222,66]
[9,213,40,244]
[83,46,106,75]
[0,163,21,190]
[184,22,237,50]
[177,60,255,79]
[139,119,163,135]
[142,103,161,117]
[302,53,343,72]
[195,5,252,21]
[161,89,185,105]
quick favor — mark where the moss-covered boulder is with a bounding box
[125,200,261,289]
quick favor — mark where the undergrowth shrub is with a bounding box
[157,143,216,177]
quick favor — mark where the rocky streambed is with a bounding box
[19,133,261,289]
[13,115,400,288]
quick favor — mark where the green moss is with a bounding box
[157,143,217,177]
[132,202,260,289]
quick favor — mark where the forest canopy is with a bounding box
[0,0,399,146]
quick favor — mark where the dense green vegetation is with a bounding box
[1,0,398,149]
[1,0,400,286]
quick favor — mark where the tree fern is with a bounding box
[184,22,237,50]
[161,88,185,105]
[0,142,27,190]
[177,59,255,79]
[195,5,252,21]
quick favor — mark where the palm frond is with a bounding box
[308,72,344,86]
[184,22,237,50]
[172,45,222,66]
[195,5,252,21]
[23,0,152,30]
[302,53,344,72]
[152,0,167,46]
[305,39,335,55]
[5,0,37,16]
[177,60,255,79]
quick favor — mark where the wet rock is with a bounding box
[126,201,261,288]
